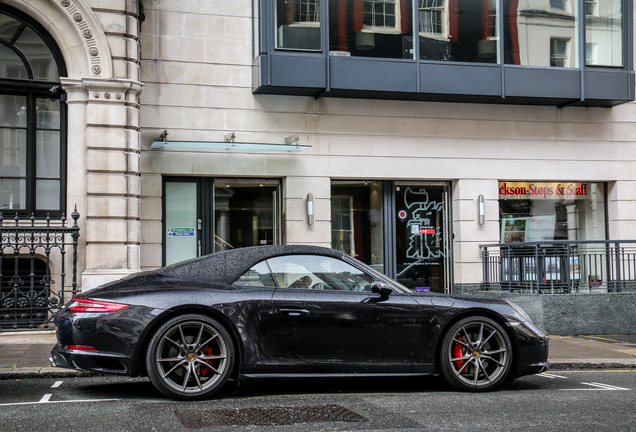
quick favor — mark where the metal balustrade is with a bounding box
[0,209,79,330]
[480,240,636,293]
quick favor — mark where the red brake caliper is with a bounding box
[200,347,214,377]
[453,338,465,373]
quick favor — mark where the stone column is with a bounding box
[77,78,143,290]
[452,179,500,292]
[607,181,636,240]
[284,176,331,247]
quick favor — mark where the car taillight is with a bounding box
[69,298,129,313]
[66,345,98,352]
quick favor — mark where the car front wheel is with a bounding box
[439,316,512,391]
[146,314,234,400]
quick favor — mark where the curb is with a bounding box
[549,360,636,370]
[0,367,97,380]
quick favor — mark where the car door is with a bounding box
[268,254,422,373]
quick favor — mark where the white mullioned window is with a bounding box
[419,0,448,39]
[363,0,401,33]
[294,0,320,24]
[550,37,570,67]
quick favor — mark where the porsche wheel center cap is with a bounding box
[473,351,480,358]
[187,353,196,362]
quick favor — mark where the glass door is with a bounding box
[163,178,281,265]
[394,182,451,293]
[214,179,280,252]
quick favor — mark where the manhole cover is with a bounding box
[175,404,368,428]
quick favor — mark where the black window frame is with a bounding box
[0,5,68,218]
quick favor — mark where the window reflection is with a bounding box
[504,0,578,67]
[331,180,385,274]
[329,0,413,59]
[276,0,322,50]
[419,0,499,63]
[586,0,622,66]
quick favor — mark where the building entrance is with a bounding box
[164,178,281,266]
[394,183,452,293]
[331,181,452,293]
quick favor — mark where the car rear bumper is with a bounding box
[50,343,132,374]
[50,302,162,376]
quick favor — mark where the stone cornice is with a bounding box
[60,77,144,103]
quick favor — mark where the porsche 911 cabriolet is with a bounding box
[50,245,549,400]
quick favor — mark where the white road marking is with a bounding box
[560,382,630,391]
[51,381,63,388]
[39,394,52,403]
[538,373,567,379]
[0,399,120,407]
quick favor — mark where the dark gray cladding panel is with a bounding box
[504,67,581,99]
[330,57,417,92]
[584,69,634,102]
[419,63,501,96]
[270,54,327,88]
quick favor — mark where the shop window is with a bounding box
[331,181,385,273]
[0,7,66,217]
[499,182,606,243]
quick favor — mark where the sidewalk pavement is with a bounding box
[1,332,636,379]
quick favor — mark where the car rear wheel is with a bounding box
[439,316,512,392]
[146,314,234,400]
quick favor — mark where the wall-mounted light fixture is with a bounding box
[478,194,485,225]
[307,193,314,225]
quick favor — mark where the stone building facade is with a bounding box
[2,0,636,296]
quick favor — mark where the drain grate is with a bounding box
[175,404,368,428]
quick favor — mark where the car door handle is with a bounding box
[279,308,310,316]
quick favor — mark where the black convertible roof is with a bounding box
[156,245,344,286]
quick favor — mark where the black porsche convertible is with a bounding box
[50,245,549,400]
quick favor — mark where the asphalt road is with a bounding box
[1,371,635,431]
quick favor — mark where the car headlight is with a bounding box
[506,300,534,323]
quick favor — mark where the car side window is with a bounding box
[232,261,277,287]
[266,255,373,291]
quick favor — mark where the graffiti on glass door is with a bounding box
[403,187,445,260]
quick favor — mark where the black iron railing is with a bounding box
[0,209,79,330]
[480,240,636,293]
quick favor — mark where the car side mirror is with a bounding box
[371,280,392,298]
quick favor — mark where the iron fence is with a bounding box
[480,240,636,293]
[0,209,79,330]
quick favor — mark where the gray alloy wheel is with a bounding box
[439,316,512,392]
[146,314,234,400]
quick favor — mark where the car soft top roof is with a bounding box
[155,245,344,286]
